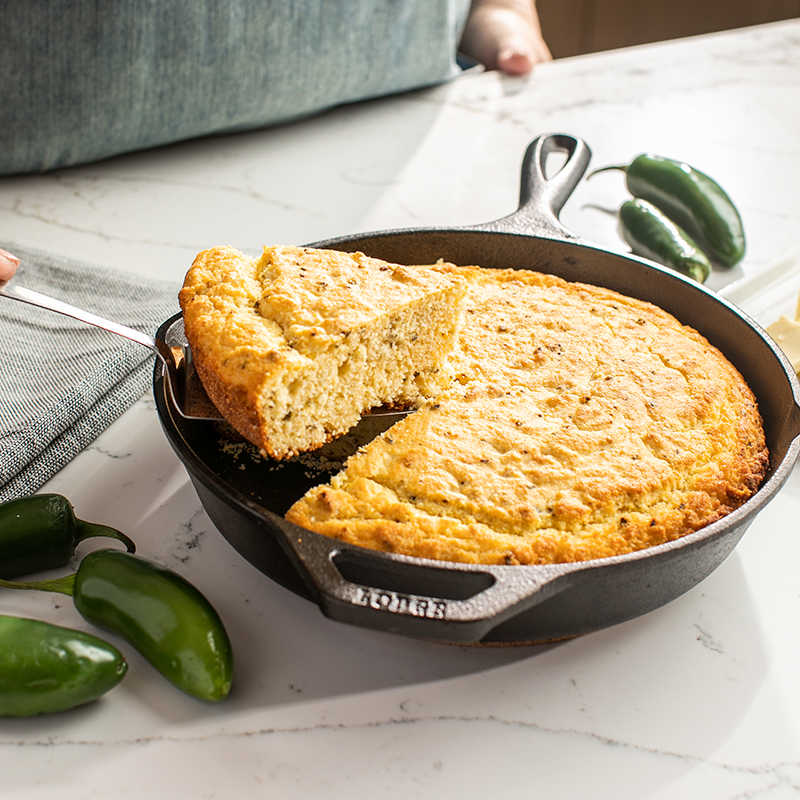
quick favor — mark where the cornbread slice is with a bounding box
[286,266,768,565]
[179,245,467,458]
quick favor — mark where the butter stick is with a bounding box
[767,315,800,373]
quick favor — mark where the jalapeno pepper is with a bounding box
[0,614,127,717]
[619,199,711,283]
[0,550,233,702]
[0,494,135,579]
[590,153,746,267]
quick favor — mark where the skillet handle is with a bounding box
[476,133,592,241]
[276,520,575,643]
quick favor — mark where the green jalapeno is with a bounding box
[619,199,711,283]
[0,614,127,717]
[0,494,135,579]
[0,550,233,702]
[590,153,745,267]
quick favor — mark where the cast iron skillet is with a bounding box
[154,133,800,645]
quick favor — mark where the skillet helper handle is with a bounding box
[478,133,592,241]
[276,520,574,644]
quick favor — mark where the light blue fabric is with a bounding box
[1,0,472,175]
[0,241,180,501]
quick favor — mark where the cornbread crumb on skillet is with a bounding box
[179,245,467,458]
[286,265,769,565]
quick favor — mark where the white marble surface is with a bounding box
[2,19,800,799]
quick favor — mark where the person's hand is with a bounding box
[460,0,552,76]
[0,248,20,284]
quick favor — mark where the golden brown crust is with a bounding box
[179,245,300,454]
[286,265,768,565]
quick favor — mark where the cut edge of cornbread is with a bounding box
[179,245,467,458]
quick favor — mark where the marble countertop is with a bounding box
[2,19,800,799]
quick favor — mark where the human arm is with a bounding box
[460,0,552,75]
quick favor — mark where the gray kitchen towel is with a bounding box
[0,241,180,502]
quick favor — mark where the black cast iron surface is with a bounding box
[154,134,800,645]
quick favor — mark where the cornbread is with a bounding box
[179,245,467,458]
[286,265,768,565]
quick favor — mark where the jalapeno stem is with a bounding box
[74,520,136,552]
[587,164,627,178]
[0,573,75,596]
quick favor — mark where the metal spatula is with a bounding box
[0,282,223,420]
[0,283,408,423]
